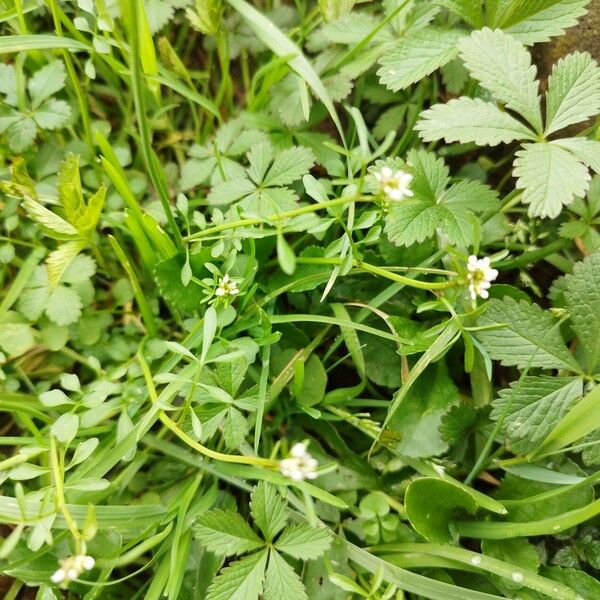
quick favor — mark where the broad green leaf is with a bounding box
[459,28,542,132]
[554,137,600,173]
[481,538,540,591]
[46,240,87,287]
[206,550,268,600]
[377,27,462,91]
[491,376,583,454]
[513,142,591,218]
[264,550,308,600]
[57,153,85,224]
[563,250,600,373]
[501,0,591,45]
[27,61,66,109]
[39,389,73,407]
[0,314,36,357]
[533,381,600,457]
[0,63,17,105]
[250,482,288,542]
[545,51,600,135]
[194,509,264,556]
[6,117,36,152]
[389,362,458,458]
[295,354,327,407]
[476,297,580,371]
[405,478,476,543]
[435,0,483,27]
[385,200,440,246]
[45,285,82,326]
[274,523,332,560]
[416,97,536,146]
[408,148,449,201]
[264,146,315,187]
[33,99,71,130]
[51,413,79,445]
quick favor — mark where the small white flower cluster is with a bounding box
[51,554,95,586]
[466,255,498,300]
[279,442,318,481]
[215,274,239,298]
[374,166,414,202]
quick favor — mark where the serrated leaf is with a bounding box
[553,138,600,173]
[222,408,248,449]
[563,250,600,373]
[33,99,71,130]
[46,240,87,287]
[385,200,441,246]
[502,0,591,45]
[264,146,314,187]
[45,285,82,326]
[274,523,331,560]
[416,97,536,146]
[27,61,66,109]
[476,297,580,371]
[250,482,288,541]
[377,27,462,91]
[264,550,308,600]
[435,0,483,27]
[545,51,600,135]
[22,198,79,239]
[194,509,264,556]
[62,254,96,284]
[514,142,591,218]
[459,28,542,132]
[7,117,36,152]
[0,63,17,105]
[206,550,267,600]
[491,376,583,454]
[153,252,205,313]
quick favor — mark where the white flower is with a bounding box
[214,273,239,298]
[374,166,414,202]
[466,255,498,300]
[51,554,95,586]
[279,442,318,481]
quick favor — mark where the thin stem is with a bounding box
[136,349,278,468]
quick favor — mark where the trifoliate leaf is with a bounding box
[27,61,67,109]
[250,482,289,542]
[194,509,264,557]
[459,28,542,132]
[563,250,600,373]
[45,285,83,326]
[476,297,580,371]
[205,550,268,600]
[491,376,584,454]
[264,550,308,600]
[545,51,600,136]
[377,27,463,91]
[513,142,591,218]
[274,523,332,560]
[416,97,536,146]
